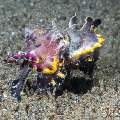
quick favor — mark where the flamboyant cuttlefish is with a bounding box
[5,14,105,101]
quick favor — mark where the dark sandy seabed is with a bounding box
[0,0,120,120]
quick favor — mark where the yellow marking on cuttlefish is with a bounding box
[87,56,94,62]
[43,56,59,74]
[73,33,105,60]
[50,79,56,86]
[57,72,65,78]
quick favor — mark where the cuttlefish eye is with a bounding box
[93,19,101,27]
[90,19,101,30]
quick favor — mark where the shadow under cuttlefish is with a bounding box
[23,75,97,98]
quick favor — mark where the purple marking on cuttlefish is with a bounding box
[26,52,37,61]
[49,57,54,62]
[29,33,37,41]
[87,32,98,42]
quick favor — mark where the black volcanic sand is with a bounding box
[0,0,120,119]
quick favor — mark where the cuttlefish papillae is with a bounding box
[4,14,105,101]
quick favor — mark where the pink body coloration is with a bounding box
[24,29,62,71]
